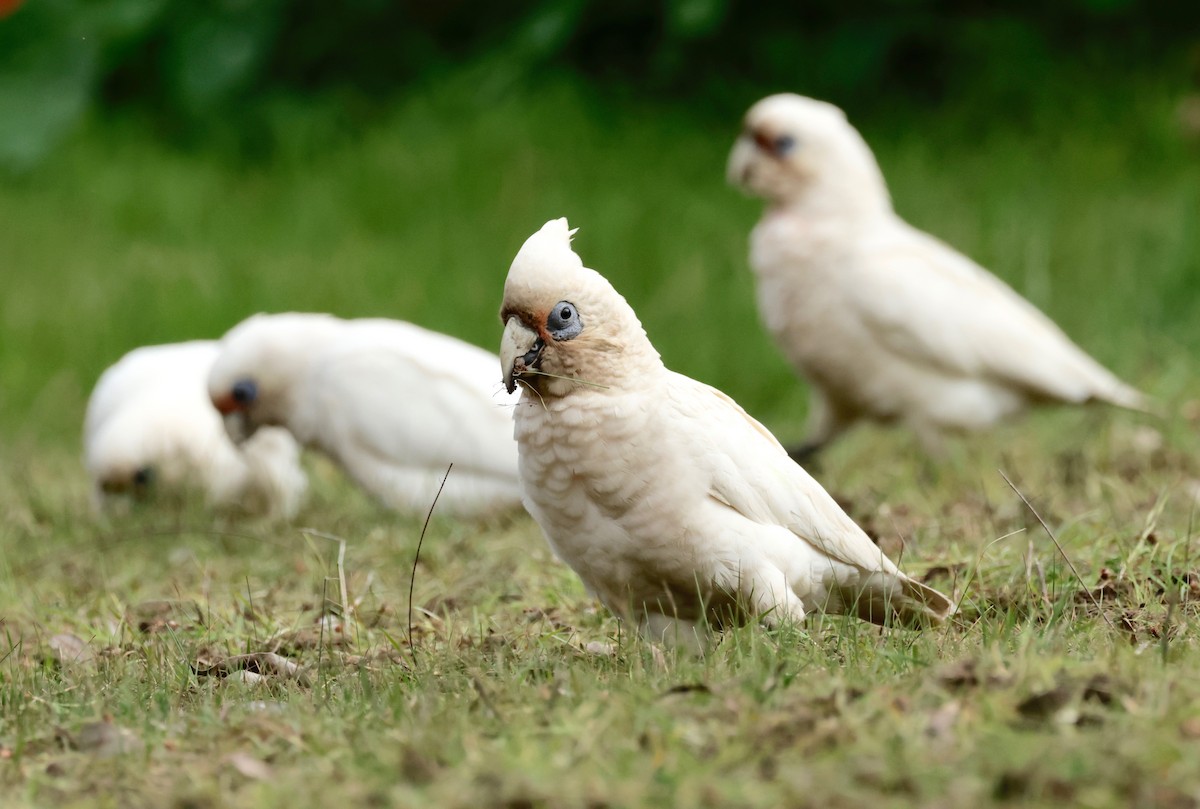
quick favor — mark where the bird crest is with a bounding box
[507,218,584,290]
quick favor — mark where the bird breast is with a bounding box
[512,387,713,615]
[750,215,864,370]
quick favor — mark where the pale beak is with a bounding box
[501,316,542,394]
[726,136,754,187]
[222,411,255,444]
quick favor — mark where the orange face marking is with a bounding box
[501,306,552,340]
[212,393,239,415]
[751,128,775,154]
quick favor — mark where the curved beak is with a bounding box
[501,316,543,394]
[726,136,757,189]
[211,392,254,443]
[222,411,255,444]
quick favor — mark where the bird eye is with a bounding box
[774,135,796,156]
[546,300,583,341]
[232,379,258,405]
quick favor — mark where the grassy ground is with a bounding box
[3,69,1200,807]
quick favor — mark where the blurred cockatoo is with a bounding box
[208,313,522,516]
[499,219,953,644]
[84,341,307,516]
[727,94,1147,458]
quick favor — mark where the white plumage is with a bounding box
[727,94,1147,456]
[499,219,952,642]
[208,313,522,516]
[84,341,307,516]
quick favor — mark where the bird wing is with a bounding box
[663,371,898,575]
[849,223,1142,406]
[304,336,519,483]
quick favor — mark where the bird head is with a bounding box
[95,461,156,498]
[208,313,332,444]
[499,219,660,399]
[727,94,890,213]
[85,411,203,504]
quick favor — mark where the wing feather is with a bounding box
[853,223,1144,407]
[303,326,519,483]
[664,371,898,575]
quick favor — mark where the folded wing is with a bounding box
[303,330,521,512]
[852,224,1146,410]
[665,371,953,625]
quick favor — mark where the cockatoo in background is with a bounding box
[499,219,953,644]
[84,341,307,516]
[727,94,1147,459]
[208,313,523,516]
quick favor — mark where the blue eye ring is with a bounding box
[231,379,258,405]
[546,300,583,341]
[774,134,796,156]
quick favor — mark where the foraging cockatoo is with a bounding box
[208,313,522,516]
[499,219,953,643]
[727,94,1147,458]
[84,341,307,516]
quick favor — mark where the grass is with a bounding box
[3,68,1198,445]
[3,66,1200,807]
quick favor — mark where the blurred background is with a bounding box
[2,0,1198,451]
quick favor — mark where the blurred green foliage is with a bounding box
[2,0,1199,170]
[2,70,1196,445]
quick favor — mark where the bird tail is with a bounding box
[841,572,955,629]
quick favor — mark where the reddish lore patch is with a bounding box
[211,393,238,415]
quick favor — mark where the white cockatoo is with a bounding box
[208,313,522,516]
[727,94,1147,458]
[499,219,953,643]
[84,341,307,516]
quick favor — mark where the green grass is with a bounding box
[3,70,1197,446]
[3,69,1200,807]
